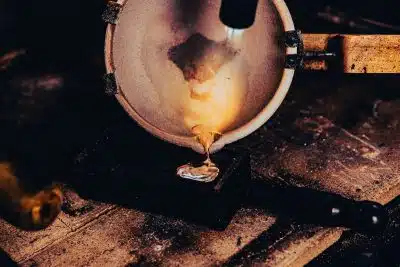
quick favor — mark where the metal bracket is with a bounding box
[285,30,338,69]
[102,1,122,25]
[285,30,305,69]
[285,55,303,69]
[285,30,302,48]
[104,73,118,95]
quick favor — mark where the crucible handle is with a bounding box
[248,181,389,234]
[286,31,400,73]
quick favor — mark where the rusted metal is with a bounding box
[103,73,118,95]
[101,1,122,25]
[285,54,303,69]
[285,30,304,69]
[285,30,302,48]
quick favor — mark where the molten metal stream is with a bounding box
[177,28,246,182]
[177,126,221,182]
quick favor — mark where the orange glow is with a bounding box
[183,57,245,135]
[182,28,247,137]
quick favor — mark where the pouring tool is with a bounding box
[102,0,400,154]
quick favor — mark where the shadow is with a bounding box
[307,196,400,267]
[223,222,316,266]
[67,120,250,230]
[0,0,117,229]
[63,118,387,234]
[326,35,344,73]
[1,0,106,58]
[0,0,117,194]
[0,52,118,193]
[222,178,389,266]
[0,249,18,267]
[246,176,387,233]
[0,0,110,159]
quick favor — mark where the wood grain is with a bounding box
[303,34,400,73]
[9,115,399,267]
[1,79,400,266]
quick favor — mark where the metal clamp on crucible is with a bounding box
[103,0,400,160]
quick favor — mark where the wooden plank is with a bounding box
[350,100,400,204]
[20,208,275,267]
[263,228,343,267]
[3,77,400,266]
[253,116,399,203]
[0,189,116,263]
[248,116,400,266]
[58,189,116,231]
[17,116,400,267]
[302,34,400,73]
[0,217,70,263]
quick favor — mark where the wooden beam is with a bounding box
[302,34,400,73]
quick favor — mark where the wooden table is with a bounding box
[1,74,400,267]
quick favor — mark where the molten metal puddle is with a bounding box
[177,126,221,183]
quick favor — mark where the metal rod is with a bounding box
[303,51,337,60]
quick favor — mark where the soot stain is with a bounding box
[168,33,238,84]
[173,0,205,27]
[139,214,201,254]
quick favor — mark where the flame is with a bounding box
[182,27,246,137]
[183,59,243,135]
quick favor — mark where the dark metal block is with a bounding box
[71,123,251,230]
